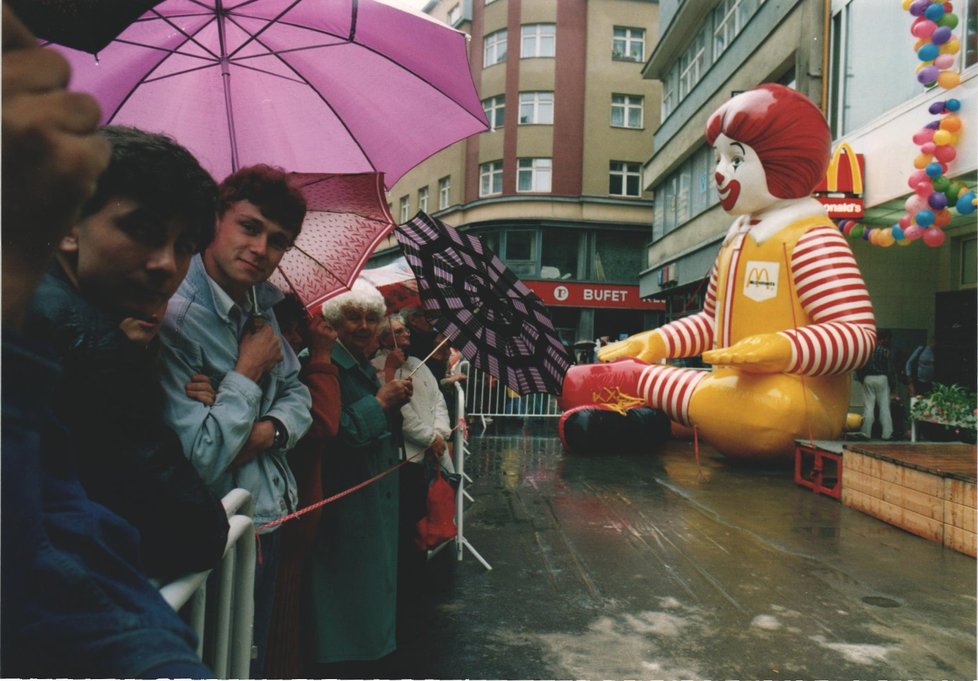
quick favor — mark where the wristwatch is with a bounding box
[265,417,288,450]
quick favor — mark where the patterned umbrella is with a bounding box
[395,212,574,395]
[268,172,395,313]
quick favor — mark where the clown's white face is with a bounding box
[713,133,778,216]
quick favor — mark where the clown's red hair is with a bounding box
[705,84,831,199]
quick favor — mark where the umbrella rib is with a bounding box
[103,12,220,123]
[145,6,221,61]
[140,61,222,84]
[224,0,305,61]
[225,60,307,85]
[110,37,219,62]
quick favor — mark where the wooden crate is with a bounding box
[841,443,976,557]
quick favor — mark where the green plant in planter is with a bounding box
[910,383,978,432]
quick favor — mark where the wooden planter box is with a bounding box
[841,443,976,557]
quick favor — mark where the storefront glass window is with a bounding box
[540,228,580,279]
[593,231,644,282]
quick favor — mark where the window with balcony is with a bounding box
[399,196,410,223]
[417,186,428,214]
[482,95,505,130]
[609,161,641,197]
[521,23,555,58]
[678,27,707,100]
[518,91,553,124]
[484,29,507,67]
[517,158,552,193]
[479,160,503,197]
[438,176,451,209]
[447,3,461,25]
[612,26,645,61]
[611,94,644,129]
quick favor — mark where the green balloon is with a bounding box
[939,13,959,29]
[932,176,950,192]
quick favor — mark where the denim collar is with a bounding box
[186,254,285,324]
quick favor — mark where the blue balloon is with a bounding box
[917,43,939,62]
[956,192,977,215]
[891,225,905,241]
[915,209,936,227]
[946,98,961,111]
[925,2,945,21]
[925,162,944,178]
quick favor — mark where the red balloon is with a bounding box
[922,227,945,247]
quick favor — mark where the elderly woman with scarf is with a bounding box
[305,280,413,676]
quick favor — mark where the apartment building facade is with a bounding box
[639,0,977,385]
[383,0,665,346]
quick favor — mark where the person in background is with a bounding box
[906,337,937,397]
[373,315,452,632]
[403,305,438,366]
[156,164,313,677]
[431,331,466,424]
[265,294,341,678]
[308,281,413,677]
[856,329,894,441]
[1,6,211,676]
[23,125,229,582]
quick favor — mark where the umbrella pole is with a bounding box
[215,0,240,173]
[407,336,451,378]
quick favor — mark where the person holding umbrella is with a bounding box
[156,164,313,678]
[308,281,413,677]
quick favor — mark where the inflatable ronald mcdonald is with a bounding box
[564,84,876,460]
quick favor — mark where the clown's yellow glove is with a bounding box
[701,333,792,374]
[597,330,668,364]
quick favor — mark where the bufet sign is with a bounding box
[525,281,665,310]
[814,142,865,219]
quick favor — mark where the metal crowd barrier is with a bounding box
[158,488,256,679]
[458,361,562,430]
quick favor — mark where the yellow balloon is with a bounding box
[940,39,960,54]
[933,129,953,145]
[937,71,961,89]
[897,238,912,247]
[914,153,933,169]
[878,230,896,247]
[902,0,911,8]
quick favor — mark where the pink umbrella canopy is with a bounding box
[54,0,488,187]
[269,172,395,313]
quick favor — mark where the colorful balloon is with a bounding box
[931,26,953,43]
[932,129,952,145]
[925,161,944,177]
[940,113,962,131]
[934,145,956,163]
[928,192,948,210]
[937,71,961,89]
[939,12,959,28]
[956,192,977,214]
[933,208,952,227]
[945,98,961,111]
[915,209,936,226]
[917,65,939,84]
[891,225,906,240]
[905,224,923,240]
[925,2,946,20]
[878,230,896,248]
[922,227,945,247]
[917,44,939,62]
[912,128,936,144]
[934,53,956,68]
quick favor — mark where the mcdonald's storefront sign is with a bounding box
[814,142,865,219]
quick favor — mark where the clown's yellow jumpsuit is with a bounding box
[603,202,876,459]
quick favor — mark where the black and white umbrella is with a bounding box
[395,212,573,395]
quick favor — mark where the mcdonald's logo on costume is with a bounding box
[814,142,865,219]
[743,260,779,302]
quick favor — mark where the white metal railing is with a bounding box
[458,361,562,427]
[158,488,256,679]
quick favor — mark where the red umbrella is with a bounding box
[268,173,395,313]
[360,257,421,314]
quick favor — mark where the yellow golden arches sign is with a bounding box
[814,142,865,218]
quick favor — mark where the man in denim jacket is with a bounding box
[157,164,312,677]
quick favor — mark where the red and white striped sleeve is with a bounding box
[778,226,876,376]
[657,263,718,358]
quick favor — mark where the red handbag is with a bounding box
[415,466,457,550]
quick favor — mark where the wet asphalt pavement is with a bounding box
[380,419,976,680]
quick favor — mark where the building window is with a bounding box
[652,144,718,240]
[447,3,461,25]
[399,196,410,223]
[662,71,675,119]
[517,158,552,193]
[678,27,707,100]
[484,29,507,67]
[438,176,451,209]
[505,229,537,278]
[829,0,925,135]
[521,23,555,58]
[417,186,428,214]
[609,161,641,197]
[479,160,503,197]
[611,94,644,129]
[612,26,645,61]
[482,95,505,130]
[518,91,553,125]
[541,228,580,280]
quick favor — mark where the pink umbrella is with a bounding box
[54,0,488,187]
[269,172,395,313]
